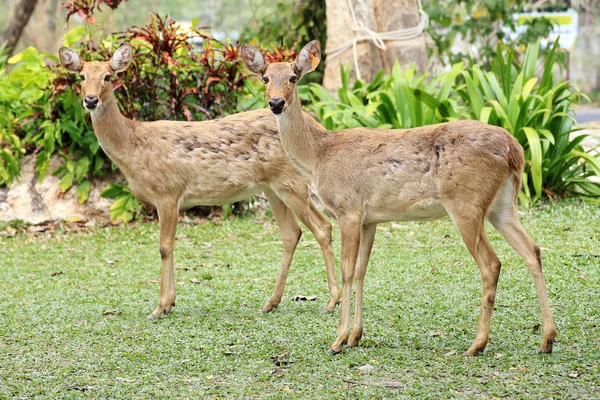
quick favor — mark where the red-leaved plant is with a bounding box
[62,0,126,24]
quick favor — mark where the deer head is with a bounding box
[241,40,321,115]
[58,44,133,112]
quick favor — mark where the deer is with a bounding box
[241,40,557,356]
[58,43,340,319]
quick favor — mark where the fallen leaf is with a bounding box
[148,279,161,283]
[358,364,375,373]
[568,372,580,378]
[494,353,504,359]
[444,350,457,357]
[292,295,317,301]
[103,310,121,316]
[190,278,212,288]
[28,225,51,233]
[50,271,63,277]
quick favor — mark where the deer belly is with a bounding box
[365,199,448,224]
[178,184,264,210]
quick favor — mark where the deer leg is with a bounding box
[270,185,339,312]
[295,201,339,312]
[488,210,557,354]
[347,223,377,348]
[149,200,179,319]
[262,190,302,313]
[448,208,501,356]
[329,214,362,354]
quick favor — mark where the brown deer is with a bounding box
[241,40,557,356]
[58,44,340,318]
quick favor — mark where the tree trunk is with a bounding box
[323,0,427,91]
[1,0,39,57]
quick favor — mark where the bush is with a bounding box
[0,46,58,187]
[458,41,599,206]
[303,40,600,206]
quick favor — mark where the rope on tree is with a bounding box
[325,0,429,80]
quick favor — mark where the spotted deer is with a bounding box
[59,44,340,318]
[241,40,556,356]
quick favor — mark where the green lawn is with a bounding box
[1,200,599,398]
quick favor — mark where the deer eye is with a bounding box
[104,75,111,82]
[262,77,269,84]
[289,76,297,84]
[79,74,85,80]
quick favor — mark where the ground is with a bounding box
[0,200,599,398]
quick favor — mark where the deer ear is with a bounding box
[110,44,133,73]
[294,40,321,79]
[59,47,83,73]
[240,44,267,76]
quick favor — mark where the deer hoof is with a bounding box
[148,303,174,319]
[464,347,483,357]
[323,298,338,313]
[539,337,554,354]
[262,302,278,313]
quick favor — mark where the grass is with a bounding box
[1,200,599,398]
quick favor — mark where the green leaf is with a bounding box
[77,180,91,203]
[101,183,125,199]
[522,127,543,200]
[75,157,90,182]
[58,171,74,193]
[571,150,600,176]
[109,196,133,224]
[462,71,484,117]
[521,77,538,100]
[62,26,86,48]
[36,151,50,182]
[479,107,493,124]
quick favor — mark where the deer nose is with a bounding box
[268,98,286,114]
[84,95,99,110]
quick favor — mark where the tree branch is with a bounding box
[1,0,40,57]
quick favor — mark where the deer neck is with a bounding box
[89,92,135,162]
[275,95,327,178]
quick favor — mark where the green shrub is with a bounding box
[301,62,466,130]
[0,47,58,187]
[303,41,600,206]
[100,183,141,224]
[458,41,599,206]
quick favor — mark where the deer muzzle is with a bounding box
[268,98,286,115]
[84,95,99,110]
